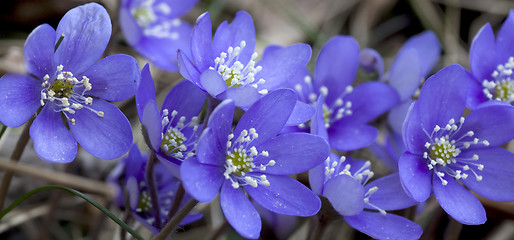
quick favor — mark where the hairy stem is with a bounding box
[146,151,162,228]
[152,198,198,240]
[165,182,185,222]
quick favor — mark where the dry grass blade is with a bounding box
[0,157,115,198]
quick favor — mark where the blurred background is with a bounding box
[0,0,513,239]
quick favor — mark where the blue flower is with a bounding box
[399,64,514,224]
[136,64,206,176]
[368,31,441,171]
[368,131,405,171]
[0,3,140,163]
[178,11,312,108]
[468,10,514,108]
[284,36,399,151]
[119,0,198,72]
[309,153,421,239]
[107,144,202,233]
[385,30,441,134]
[180,89,329,239]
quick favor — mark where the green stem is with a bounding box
[152,198,198,240]
[0,185,143,240]
[0,115,35,210]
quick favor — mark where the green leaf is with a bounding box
[0,124,6,140]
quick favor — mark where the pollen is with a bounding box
[423,118,487,186]
[40,65,102,124]
[210,41,268,94]
[223,128,274,188]
[482,56,514,104]
[160,109,199,160]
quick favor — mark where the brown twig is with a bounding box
[0,115,35,210]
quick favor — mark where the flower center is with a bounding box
[210,41,268,95]
[133,6,156,27]
[427,136,461,164]
[422,118,489,185]
[223,128,275,188]
[40,65,102,125]
[48,79,74,98]
[160,109,199,159]
[482,57,514,104]
[324,156,374,184]
[136,191,153,213]
[131,0,181,40]
[295,77,353,129]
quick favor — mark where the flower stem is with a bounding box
[203,95,222,129]
[0,115,35,210]
[120,188,133,240]
[152,198,198,240]
[146,151,162,228]
[306,214,323,240]
[165,182,185,222]
[405,204,418,221]
[208,220,228,240]
[445,218,463,240]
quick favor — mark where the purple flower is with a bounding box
[368,131,405,171]
[0,3,140,163]
[468,10,514,108]
[119,0,198,72]
[107,144,202,233]
[309,153,421,239]
[180,89,330,239]
[399,64,514,224]
[386,30,441,134]
[178,11,312,108]
[359,48,384,80]
[284,36,399,151]
[369,31,441,171]
[136,64,206,176]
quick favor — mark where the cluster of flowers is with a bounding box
[0,2,513,239]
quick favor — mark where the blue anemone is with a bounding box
[468,10,514,108]
[177,11,312,108]
[119,0,198,72]
[284,36,399,151]
[136,64,206,177]
[180,89,329,239]
[399,64,514,224]
[0,3,140,163]
[309,153,422,240]
[107,144,202,233]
